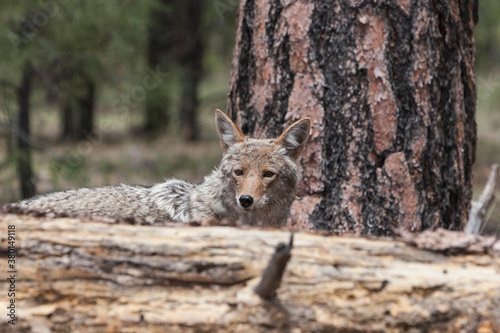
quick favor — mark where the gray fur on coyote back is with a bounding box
[13,110,310,226]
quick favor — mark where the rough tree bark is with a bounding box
[227,0,478,235]
[1,214,499,332]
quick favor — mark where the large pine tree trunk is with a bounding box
[227,0,478,235]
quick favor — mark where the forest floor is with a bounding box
[0,73,499,235]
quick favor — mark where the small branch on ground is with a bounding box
[465,164,499,234]
[254,232,294,300]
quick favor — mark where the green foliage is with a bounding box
[0,0,155,197]
[0,0,153,86]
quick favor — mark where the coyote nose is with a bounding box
[239,195,254,208]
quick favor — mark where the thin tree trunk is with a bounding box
[13,63,36,199]
[143,0,172,136]
[77,76,95,138]
[61,72,95,142]
[227,0,478,235]
[0,214,499,332]
[179,0,203,141]
[61,102,75,140]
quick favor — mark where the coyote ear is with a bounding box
[275,118,311,159]
[215,109,245,153]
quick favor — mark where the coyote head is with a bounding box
[215,110,310,224]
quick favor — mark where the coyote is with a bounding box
[12,110,310,226]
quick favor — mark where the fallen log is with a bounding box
[1,214,500,332]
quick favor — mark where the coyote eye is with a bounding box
[263,171,275,178]
[234,169,244,176]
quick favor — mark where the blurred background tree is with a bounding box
[0,0,498,234]
[473,1,500,234]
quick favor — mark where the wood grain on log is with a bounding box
[1,214,499,332]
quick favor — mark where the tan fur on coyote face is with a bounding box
[205,110,311,226]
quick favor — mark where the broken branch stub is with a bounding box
[465,164,499,234]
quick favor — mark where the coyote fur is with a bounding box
[13,110,311,226]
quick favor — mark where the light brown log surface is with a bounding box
[1,214,499,333]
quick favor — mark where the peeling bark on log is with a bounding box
[227,0,478,235]
[1,214,499,333]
